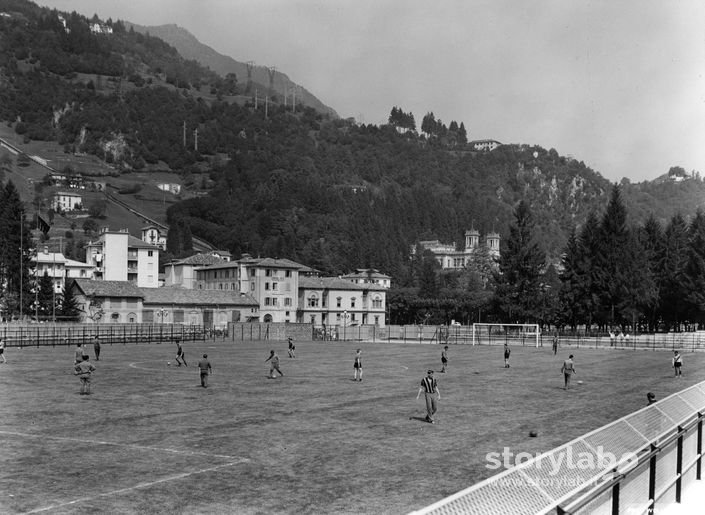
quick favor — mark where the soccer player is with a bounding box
[416,370,440,423]
[647,392,657,405]
[552,334,559,355]
[0,336,6,363]
[288,337,296,358]
[74,355,96,395]
[265,350,284,378]
[353,349,363,381]
[672,351,683,377]
[561,354,576,389]
[503,343,511,368]
[175,340,187,366]
[440,346,448,373]
[93,335,101,361]
[74,342,84,364]
[197,354,212,388]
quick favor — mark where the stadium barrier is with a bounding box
[411,381,705,515]
[0,323,206,347]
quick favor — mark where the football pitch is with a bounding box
[1,339,704,514]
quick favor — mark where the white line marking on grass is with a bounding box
[0,430,247,461]
[400,366,408,370]
[22,461,243,514]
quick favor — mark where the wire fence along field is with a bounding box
[0,323,207,347]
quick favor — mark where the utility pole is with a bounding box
[19,210,23,321]
[193,129,198,152]
[265,96,268,119]
[254,89,258,110]
[267,66,276,97]
[183,121,186,147]
[246,61,254,93]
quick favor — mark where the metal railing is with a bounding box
[1,323,207,347]
[411,381,705,515]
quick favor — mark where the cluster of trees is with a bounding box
[387,106,416,132]
[390,185,705,334]
[420,112,467,145]
[0,180,80,321]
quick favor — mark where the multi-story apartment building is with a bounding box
[298,276,387,327]
[85,228,160,288]
[32,247,95,293]
[195,257,301,323]
[141,225,167,250]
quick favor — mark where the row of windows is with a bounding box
[263,297,293,307]
[306,295,383,309]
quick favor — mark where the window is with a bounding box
[266,269,272,277]
[284,298,292,307]
[265,282,270,290]
[273,282,278,291]
[373,296,382,309]
[148,250,153,257]
[265,298,271,306]
[272,298,279,307]
[308,295,319,308]
[351,297,356,308]
[336,297,342,308]
[285,270,292,278]
[374,316,380,326]
[250,282,255,291]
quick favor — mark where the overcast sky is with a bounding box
[39,0,705,183]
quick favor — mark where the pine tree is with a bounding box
[0,181,32,319]
[659,214,690,330]
[493,200,546,322]
[58,282,81,322]
[683,210,705,327]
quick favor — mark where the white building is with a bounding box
[32,247,95,293]
[298,276,386,327]
[412,229,500,270]
[52,192,82,212]
[141,225,167,250]
[340,268,391,289]
[85,228,160,288]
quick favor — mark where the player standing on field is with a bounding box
[561,354,576,389]
[672,351,683,377]
[353,349,363,381]
[440,346,448,373]
[0,337,6,363]
[503,343,511,368]
[417,370,440,424]
[74,355,96,395]
[93,335,101,361]
[197,354,212,387]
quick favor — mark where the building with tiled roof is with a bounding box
[85,228,160,288]
[194,255,306,323]
[164,253,226,289]
[298,276,386,327]
[69,279,259,327]
[141,287,259,326]
[70,279,144,323]
[340,268,391,289]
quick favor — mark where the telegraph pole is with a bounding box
[267,66,276,97]
[193,129,198,152]
[246,60,254,93]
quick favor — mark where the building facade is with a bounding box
[412,229,500,270]
[298,276,387,327]
[85,229,160,288]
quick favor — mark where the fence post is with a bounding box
[697,413,703,480]
[648,443,657,515]
[676,425,684,503]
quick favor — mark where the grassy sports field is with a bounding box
[1,339,704,514]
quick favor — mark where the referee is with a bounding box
[417,369,441,424]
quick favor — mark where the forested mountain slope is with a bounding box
[1,0,704,286]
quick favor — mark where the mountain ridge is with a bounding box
[125,22,338,119]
